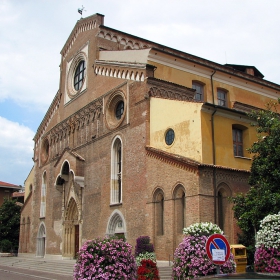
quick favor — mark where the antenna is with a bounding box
[78,5,86,17]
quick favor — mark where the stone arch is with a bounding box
[36,222,46,257]
[216,183,232,240]
[106,210,126,239]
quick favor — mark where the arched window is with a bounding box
[26,217,30,251]
[111,137,122,204]
[106,210,126,239]
[173,185,186,234]
[217,184,232,237]
[21,218,26,252]
[40,172,47,218]
[154,190,164,236]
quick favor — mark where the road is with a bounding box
[0,265,73,280]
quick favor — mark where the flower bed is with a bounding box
[73,237,137,279]
[137,259,159,280]
[255,212,280,273]
[173,222,236,279]
[135,236,159,279]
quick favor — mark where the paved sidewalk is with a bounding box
[208,272,280,279]
[0,255,173,279]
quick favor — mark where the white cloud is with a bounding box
[0,116,34,185]
[0,0,280,184]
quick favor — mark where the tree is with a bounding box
[0,199,21,252]
[231,99,280,264]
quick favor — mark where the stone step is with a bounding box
[158,266,172,279]
[0,257,75,276]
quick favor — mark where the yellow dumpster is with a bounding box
[230,244,247,273]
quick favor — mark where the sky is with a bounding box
[0,0,280,186]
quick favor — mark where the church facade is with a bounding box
[19,13,280,260]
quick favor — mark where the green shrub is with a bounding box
[0,239,13,252]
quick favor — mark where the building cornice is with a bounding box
[147,77,195,102]
[98,25,280,92]
[146,146,250,174]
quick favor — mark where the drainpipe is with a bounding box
[211,109,217,224]
[211,70,216,104]
[210,70,217,224]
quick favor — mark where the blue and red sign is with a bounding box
[206,234,230,265]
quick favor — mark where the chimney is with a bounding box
[246,68,255,76]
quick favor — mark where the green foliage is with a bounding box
[0,239,13,252]
[231,99,280,264]
[248,100,280,190]
[0,199,21,251]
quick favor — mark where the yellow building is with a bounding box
[19,14,280,260]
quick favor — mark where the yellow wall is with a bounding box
[201,110,256,171]
[150,98,203,162]
[150,97,257,171]
[24,166,34,201]
[149,60,276,110]
[148,58,271,171]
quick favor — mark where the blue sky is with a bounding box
[1,0,280,186]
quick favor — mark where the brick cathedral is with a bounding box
[19,13,280,260]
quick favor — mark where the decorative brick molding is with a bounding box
[98,29,151,50]
[147,78,195,101]
[94,62,145,82]
[146,146,199,173]
[49,98,102,146]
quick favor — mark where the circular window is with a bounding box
[66,52,87,98]
[115,101,124,120]
[165,129,175,145]
[74,60,86,91]
[105,92,126,130]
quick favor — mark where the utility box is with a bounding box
[230,244,247,273]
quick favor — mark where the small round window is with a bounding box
[165,129,175,145]
[115,101,124,120]
[74,60,86,91]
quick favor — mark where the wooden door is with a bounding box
[74,225,79,257]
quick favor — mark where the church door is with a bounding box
[63,198,79,258]
[75,225,79,257]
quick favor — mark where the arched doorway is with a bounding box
[63,198,79,258]
[36,223,46,257]
[106,210,126,240]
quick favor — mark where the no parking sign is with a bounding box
[205,234,230,265]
